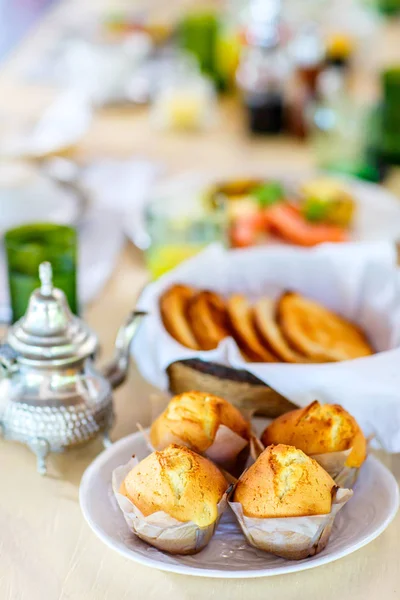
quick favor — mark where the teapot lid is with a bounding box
[7,262,98,364]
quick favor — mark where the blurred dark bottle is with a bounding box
[286,30,355,139]
[236,0,287,134]
[286,25,324,138]
[237,45,286,134]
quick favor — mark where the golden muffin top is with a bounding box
[234,444,336,518]
[150,391,250,453]
[120,444,228,527]
[261,401,366,468]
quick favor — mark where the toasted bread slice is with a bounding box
[277,292,373,361]
[253,298,311,363]
[160,285,199,350]
[187,290,229,350]
[227,294,278,362]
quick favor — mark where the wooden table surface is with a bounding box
[0,2,399,599]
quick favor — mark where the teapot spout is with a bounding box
[102,310,147,389]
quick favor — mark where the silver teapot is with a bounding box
[0,262,146,475]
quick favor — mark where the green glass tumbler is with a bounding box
[4,223,78,322]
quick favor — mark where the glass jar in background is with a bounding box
[309,67,383,182]
[151,54,217,132]
[144,187,227,279]
[5,223,78,322]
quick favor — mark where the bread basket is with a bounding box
[132,243,400,452]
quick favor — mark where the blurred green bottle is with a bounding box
[179,10,219,81]
[376,0,400,15]
[378,67,400,165]
[179,6,243,92]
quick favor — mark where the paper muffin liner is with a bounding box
[310,449,360,488]
[112,457,231,555]
[229,487,353,560]
[150,424,249,477]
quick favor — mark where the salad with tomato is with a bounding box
[210,177,356,248]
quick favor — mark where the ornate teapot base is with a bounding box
[0,402,114,475]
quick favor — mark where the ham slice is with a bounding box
[264,203,348,246]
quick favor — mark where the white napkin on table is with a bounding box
[132,241,400,453]
[0,90,92,159]
[81,157,163,249]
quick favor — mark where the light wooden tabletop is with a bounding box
[0,2,399,599]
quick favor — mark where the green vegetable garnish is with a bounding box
[252,181,285,208]
[302,197,330,222]
[302,195,355,226]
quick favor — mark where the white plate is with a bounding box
[80,428,399,578]
[128,170,400,249]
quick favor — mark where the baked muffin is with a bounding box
[114,445,230,554]
[230,444,352,559]
[150,391,251,475]
[121,444,228,527]
[261,401,367,470]
[234,444,336,518]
